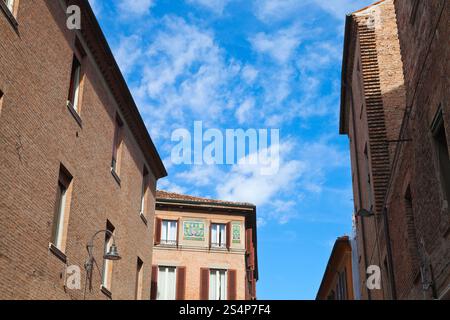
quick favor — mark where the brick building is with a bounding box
[151,191,258,300]
[389,0,450,300]
[316,236,355,300]
[340,0,449,300]
[0,0,167,299]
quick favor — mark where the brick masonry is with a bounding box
[0,0,165,299]
[390,0,450,299]
[341,0,450,300]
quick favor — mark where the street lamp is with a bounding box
[355,208,375,218]
[84,230,121,297]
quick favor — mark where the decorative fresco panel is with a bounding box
[232,223,241,244]
[183,220,205,241]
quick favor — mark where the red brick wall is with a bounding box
[344,0,407,299]
[390,0,450,299]
[0,0,159,299]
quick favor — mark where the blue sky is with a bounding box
[89,0,373,299]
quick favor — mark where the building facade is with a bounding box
[340,0,449,300]
[0,0,166,299]
[151,191,258,300]
[316,236,355,300]
[389,0,450,300]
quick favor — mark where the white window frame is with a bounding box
[161,220,177,245]
[211,223,226,248]
[157,266,177,300]
[139,170,148,215]
[4,0,14,12]
[54,182,68,250]
[209,269,227,300]
[72,62,81,112]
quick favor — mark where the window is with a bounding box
[157,266,176,300]
[111,115,124,178]
[51,165,73,253]
[431,109,450,202]
[102,221,115,291]
[335,270,348,300]
[140,166,149,217]
[209,269,227,300]
[67,55,82,113]
[135,258,144,300]
[0,90,4,116]
[3,0,14,12]
[161,220,177,245]
[363,144,373,211]
[211,223,226,248]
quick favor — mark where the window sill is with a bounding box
[110,168,121,186]
[49,243,67,263]
[157,242,178,248]
[139,212,148,225]
[210,246,229,252]
[100,285,112,299]
[66,101,82,128]
[0,2,18,32]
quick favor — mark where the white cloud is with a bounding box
[250,26,301,64]
[118,0,154,16]
[235,98,255,124]
[216,142,305,207]
[254,0,374,22]
[186,0,231,14]
[88,0,101,15]
[254,0,303,23]
[139,17,237,118]
[176,165,224,187]
[241,65,259,84]
[312,0,372,19]
[114,35,143,75]
[157,178,187,194]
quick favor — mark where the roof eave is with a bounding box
[75,0,167,179]
[339,14,353,136]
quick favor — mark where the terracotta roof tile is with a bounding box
[156,190,255,207]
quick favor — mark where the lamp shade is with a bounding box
[104,243,121,260]
[356,209,374,217]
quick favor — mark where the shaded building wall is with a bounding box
[389,0,450,299]
[0,0,163,299]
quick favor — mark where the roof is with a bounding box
[339,0,386,135]
[77,0,167,179]
[316,236,352,299]
[156,190,255,208]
